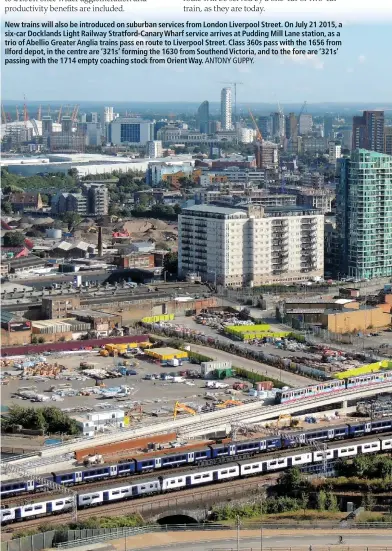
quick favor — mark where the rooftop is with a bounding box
[182,204,245,216]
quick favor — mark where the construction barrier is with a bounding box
[333,359,392,379]
[142,314,175,324]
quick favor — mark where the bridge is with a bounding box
[2,382,391,478]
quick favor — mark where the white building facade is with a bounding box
[178,205,324,287]
[221,87,232,130]
[146,140,163,158]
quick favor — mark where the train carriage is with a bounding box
[0,507,16,525]
[77,490,104,508]
[131,479,161,497]
[102,483,133,502]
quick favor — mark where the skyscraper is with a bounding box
[384,126,392,155]
[271,112,285,139]
[352,110,385,152]
[337,149,392,279]
[221,88,232,130]
[258,116,271,138]
[197,101,210,134]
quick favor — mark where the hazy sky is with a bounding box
[2,0,391,104]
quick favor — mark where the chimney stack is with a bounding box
[98,226,103,257]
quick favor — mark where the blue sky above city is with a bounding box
[2,23,391,103]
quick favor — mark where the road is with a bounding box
[188,343,312,387]
[113,530,392,551]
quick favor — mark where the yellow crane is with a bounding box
[216,399,243,409]
[248,108,263,141]
[173,401,197,420]
[57,105,63,124]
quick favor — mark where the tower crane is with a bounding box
[57,105,63,123]
[1,104,7,125]
[15,106,20,121]
[71,104,79,123]
[298,100,307,119]
[37,105,42,121]
[248,108,262,141]
[248,107,264,169]
[23,96,29,127]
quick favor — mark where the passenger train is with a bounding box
[2,435,392,526]
[274,370,392,404]
[2,416,392,499]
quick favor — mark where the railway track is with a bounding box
[4,474,279,532]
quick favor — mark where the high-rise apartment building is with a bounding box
[197,101,210,134]
[102,106,114,124]
[352,110,385,152]
[178,204,324,286]
[337,149,392,279]
[299,114,313,135]
[146,140,163,158]
[328,141,342,166]
[220,88,232,131]
[384,126,392,155]
[255,140,279,169]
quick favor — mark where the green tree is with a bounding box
[61,212,81,231]
[352,455,372,477]
[173,204,182,215]
[3,231,25,247]
[164,252,178,274]
[277,467,304,494]
[317,489,327,511]
[325,492,338,512]
[1,200,12,214]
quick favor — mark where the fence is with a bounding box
[3,523,392,551]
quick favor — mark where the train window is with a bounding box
[178,479,183,483]
[252,464,259,469]
[121,489,128,493]
[34,506,42,510]
[202,474,209,478]
[229,469,236,473]
[112,491,120,495]
[278,460,285,464]
[81,497,89,501]
[141,486,146,490]
[244,466,250,471]
[92,494,99,499]
[194,475,201,480]
[221,470,227,474]
[25,508,33,512]
[55,501,64,506]
[270,461,276,466]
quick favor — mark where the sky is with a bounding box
[2,0,392,103]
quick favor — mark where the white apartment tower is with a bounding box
[178,205,324,286]
[146,140,163,158]
[328,141,342,166]
[221,88,232,130]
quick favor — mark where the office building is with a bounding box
[328,141,342,166]
[238,128,255,144]
[352,110,385,152]
[384,126,392,155]
[271,112,285,139]
[178,204,324,287]
[337,149,392,279]
[341,129,353,150]
[299,114,313,135]
[110,118,154,146]
[221,88,232,130]
[102,106,114,125]
[197,101,210,134]
[146,140,163,158]
[209,120,221,134]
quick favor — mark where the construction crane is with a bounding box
[220,81,243,126]
[15,105,20,121]
[36,105,42,121]
[248,108,262,141]
[173,401,197,420]
[298,100,307,119]
[57,105,63,123]
[1,104,7,125]
[71,104,79,123]
[23,96,29,128]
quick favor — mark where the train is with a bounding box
[2,434,392,526]
[2,416,392,499]
[274,370,392,404]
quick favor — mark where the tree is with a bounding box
[164,252,178,275]
[173,204,182,215]
[277,467,304,494]
[67,168,79,180]
[3,231,25,247]
[1,200,12,214]
[61,212,81,231]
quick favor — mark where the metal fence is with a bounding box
[3,523,392,551]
